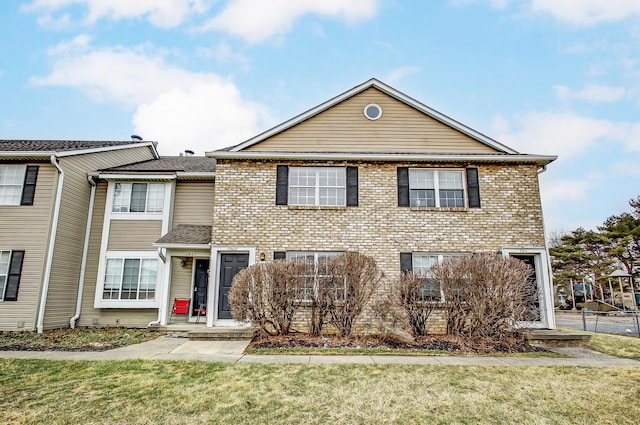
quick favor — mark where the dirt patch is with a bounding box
[248,333,550,354]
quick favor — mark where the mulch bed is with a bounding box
[248,333,551,354]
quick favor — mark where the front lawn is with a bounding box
[0,359,638,424]
[0,328,158,351]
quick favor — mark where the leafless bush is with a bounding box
[394,271,439,336]
[326,253,385,337]
[228,260,308,336]
[431,253,537,337]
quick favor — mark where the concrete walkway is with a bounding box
[1,335,639,366]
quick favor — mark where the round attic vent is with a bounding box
[364,103,382,120]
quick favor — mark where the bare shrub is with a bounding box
[228,260,308,336]
[326,252,385,337]
[431,253,537,337]
[394,271,439,336]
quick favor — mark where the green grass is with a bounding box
[0,328,158,351]
[0,359,638,424]
[557,327,640,360]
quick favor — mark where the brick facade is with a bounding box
[211,159,546,334]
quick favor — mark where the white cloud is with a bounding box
[450,0,511,9]
[554,84,626,103]
[530,0,640,25]
[197,42,250,71]
[134,81,268,155]
[198,0,378,44]
[494,110,618,157]
[383,66,421,86]
[31,36,269,154]
[23,0,211,28]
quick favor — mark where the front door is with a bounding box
[218,253,249,319]
[192,259,209,316]
[512,254,542,322]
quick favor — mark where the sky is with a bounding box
[1,0,639,235]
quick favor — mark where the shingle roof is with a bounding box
[0,140,146,152]
[155,225,212,246]
[102,156,216,173]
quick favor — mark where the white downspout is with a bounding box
[148,248,167,327]
[70,175,97,328]
[36,154,64,333]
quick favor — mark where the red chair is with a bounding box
[170,298,190,322]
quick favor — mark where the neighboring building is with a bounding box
[76,155,216,328]
[0,140,158,331]
[206,79,557,331]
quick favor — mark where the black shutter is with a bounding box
[400,252,413,274]
[4,251,24,301]
[274,251,286,260]
[397,167,410,207]
[346,166,358,206]
[275,165,289,205]
[20,166,39,206]
[466,167,481,208]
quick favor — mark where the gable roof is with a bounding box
[0,140,159,160]
[221,78,518,154]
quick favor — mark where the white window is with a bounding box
[112,183,164,213]
[0,165,25,205]
[0,251,10,301]
[409,169,465,208]
[102,257,158,300]
[413,253,464,301]
[287,251,345,300]
[289,167,346,206]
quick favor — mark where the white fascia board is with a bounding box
[0,151,54,158]
[99,173,177,180]
[210,151,557,165]
[153,243,211,250]
[56,142,160,158]
[214,78,518,155]
[176,172,216,179]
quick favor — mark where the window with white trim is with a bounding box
[289,167,346,206]
[287,251,345,300]
[409,169,465,208]
[112,183,164,213]
[102,257,158,300]
[413,253,464,301]
[0,165,26,205]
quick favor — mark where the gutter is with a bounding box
[36,154,64,333]
[70,175,97,328]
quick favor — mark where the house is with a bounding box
[75,155,216,328]
[205,78,557,331]
[0,140,158,331]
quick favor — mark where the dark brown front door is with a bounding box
[218,253,248,319]
[192,259,209,316]
[512,254,541,322]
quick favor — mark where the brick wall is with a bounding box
[212,159,546,334]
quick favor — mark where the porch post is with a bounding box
[159,252,172,326]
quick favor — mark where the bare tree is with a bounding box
[394,271,439,336]
[327,253,385,337]
[228,260,308,336]
[431,253,537,337]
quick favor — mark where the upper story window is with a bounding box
[112,183,164,213]
[289,167,346,206]
[0,165,38,206]
[409,169,464,208]
[398,167,481,209]
[276,165,358,207]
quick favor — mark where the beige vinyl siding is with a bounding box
[0,162,56,330]
[107,220,163,251]
[172,182,215,226]
[77,309,158,328]
[167,256,195,323]
[246,88,499,154]
[42,145,157,330]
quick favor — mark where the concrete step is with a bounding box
[525,330,591,348]
[188,327,256,341]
